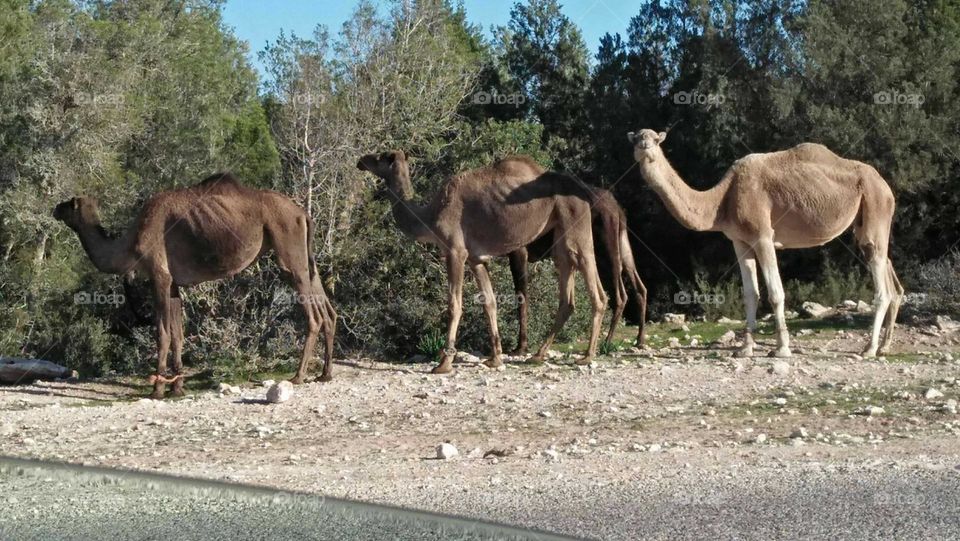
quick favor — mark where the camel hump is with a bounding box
[196,172,243,190]
[491,155,545,175]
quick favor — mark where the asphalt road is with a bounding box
[1,457,958,540]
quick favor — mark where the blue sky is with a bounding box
[222,0,644,76]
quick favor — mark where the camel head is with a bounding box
[53,196,101,230]
[627,129,667,164]
[357,150,412,199]
[357,150,408,179]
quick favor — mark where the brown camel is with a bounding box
[508,187,648,353]
[357,151,607,373]
[628,129,903,358]
[53,173,337,398]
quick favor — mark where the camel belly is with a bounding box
[771,204,860,249]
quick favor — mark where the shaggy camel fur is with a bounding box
[54,173,336,398]
[509,187,647,352]
[357,151,607,373]
[628,129,903,358]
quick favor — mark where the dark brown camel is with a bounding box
[508,187,648,353]
[53,173,336,398]
[357,151,608,373]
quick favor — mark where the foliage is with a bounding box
[2,0,959,378]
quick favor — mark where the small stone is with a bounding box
[539,411,553,418]
[266,381,294,404]
[841,300,857,309]
[437,443,459,460]
[754,433,767,444]
[936,315,960,333]
[543,449,559,461]
[668,337,681,348]
[770,361,791,376]
[791,427,809,439]
[944,399,958,414]
[861,406,885,417]
[925,388,945,400]
[856,301,872,313]
[261,379,276,388]
[648,443,662,453]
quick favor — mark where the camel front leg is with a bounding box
[508,250,529,355]
[473,262,503,368]
[531,254,575,363]
[733,240,760,357]
[628,270,648,346]
[434,251,466,374]
[754,239,791,357]
[879,260,904,354]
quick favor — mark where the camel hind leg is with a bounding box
[854,182,896,358]
[507,250,530,355]
[879,258,904,354]
[577,250,608,364]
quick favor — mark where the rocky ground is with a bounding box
[1,313,959,539]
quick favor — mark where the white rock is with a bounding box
[539,411,553,418]
[648,443,662,453]
[791,427,809,439]
[663,313,686,325]
[543,449,559,461]
[841,300,857,309]
[716,330,737,346]
[718,317,741,324]
[261,379,276,388]
[925,388,945,400]
[437,443,459,460]
[668,337,681,348]
[754,433,768,444]
[801,301,832,318]
[936,315,960,333]
[770,361,791,376]
[266,381,294,404]
[856,300,872,313]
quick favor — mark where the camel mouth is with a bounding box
[356,159,367,171]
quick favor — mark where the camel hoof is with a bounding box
[528,355,546,364]
[431,363,454,375]
[288,376,305,385]
[861,349,878,359]
[768,347,793,358]
[482,357,503,369]
[149,390,165,400]
[735,345,754,358]
[316,373,333,383]
[575,356,594,366]
[166,388,185,398]
[509,347,528,356]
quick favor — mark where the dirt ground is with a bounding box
[1,315,959,538]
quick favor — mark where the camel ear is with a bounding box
[627,132,637,144]
[389,150,405,164]
[72,197,79,210]
[657,131,667,143]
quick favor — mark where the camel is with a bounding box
[53,173,337,399]
[357,151,607,373]
[628,129,903,358]
[508,187,648,353]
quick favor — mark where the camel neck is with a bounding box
[385,172,435,243]
[74,222,137,275]
[639,154,727,232]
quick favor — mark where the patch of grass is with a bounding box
[416,329,446,358]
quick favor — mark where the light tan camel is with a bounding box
[509,187,647,352]
[53,173,337,398]
[357,151,607,373]
[628,129,903,358]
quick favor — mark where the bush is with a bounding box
[913,251,960,317]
